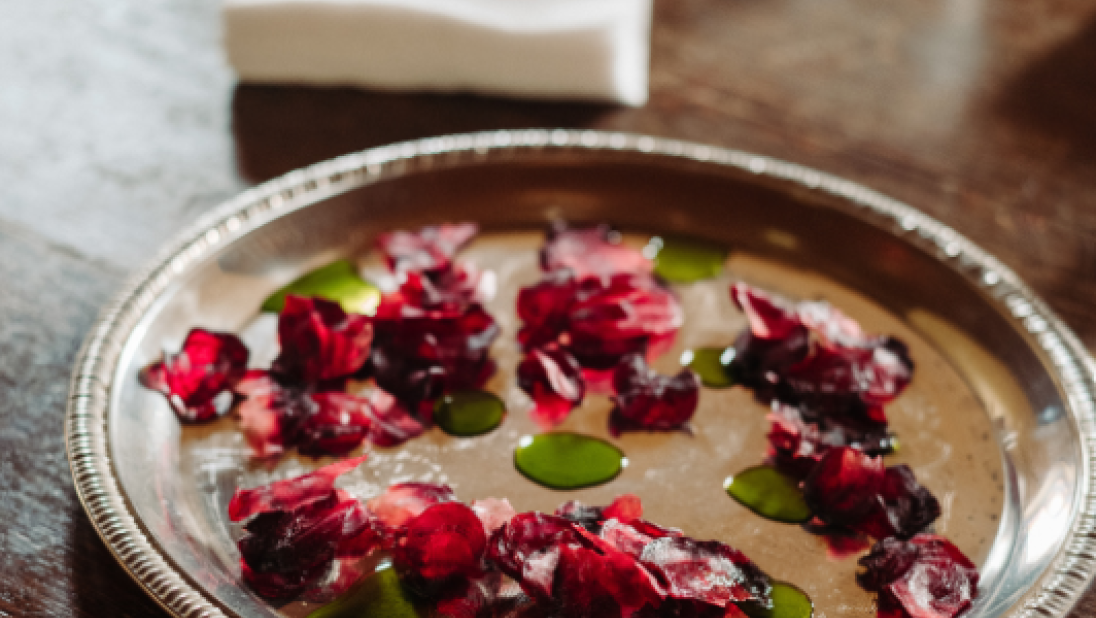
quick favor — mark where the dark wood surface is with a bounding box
[3,0,1096,615]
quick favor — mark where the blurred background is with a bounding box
[1,0,1095,616]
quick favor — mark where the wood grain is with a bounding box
[2,0,1095,615]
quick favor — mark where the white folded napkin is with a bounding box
[224,0,653,106]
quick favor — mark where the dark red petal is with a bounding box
[517,272,682,371]
[372,301,500,404]
[568,273,683,342]
[366,389,427,447]
[783,341,913,412]
[228,455,368,521]
[518,345,586,429]
[554,544,665,618]
[237,493,371,599]
[729,326,811,390]
[377,223,479,275]
[400,264,484,312]
[796,301,870,349]
[730,284,802,340]
[599,519,660,558]
[471,498,517,534]
[395,502,488,590]
[855,465,941,540]
[239,557,332,599]
[366,482,457,528]
[858,535,979,618]
[639,536,771,607]
[273,295,373,383]
[138,328,249,423]
[488,512,587,599]
[603,494,643,524]
[766,403,895,479]
[435,579,489,618]
[517,270,577,349]
[371,343,447,409]
[801,447,885,527]
[235,370,295,459]
[541,223,652,280]
[294,391,372,457]
[610,354,700,436]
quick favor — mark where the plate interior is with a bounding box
[105,154,1078,618]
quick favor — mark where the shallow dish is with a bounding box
[66,130,1096,618]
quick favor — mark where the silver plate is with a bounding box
[66,130,1096,618]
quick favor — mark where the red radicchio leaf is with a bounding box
[228,454,368,521]
[377,223,479,275]
[395,502,488,592]
[603,494,644,524]
[856,465,942,540]
[609,354,700,436]
[638,535,771,607]
[730,283,802,341]
[487,512,588,599]
[434,579,489,618]
[517,270,682,370]
[517,269,577,350]
[471,498,517,535]
[555,494,644,533]
[401,265,483,312]
[766,402,895,479]
[782,341,913,415]
[237,492,371,599]
[366,389,427,447]
[138,328,249,423]
[541,222,652,280]
[235,370,301,460]
[599,519,670,559]
[796,301,870,349]
[234,371,375,458]
[295,391,373,457]
[802,447,940,540]
[366,482,457,528]
[372,301,499,406]
[801,447,885,528]
[272,295,373,383]
[555,543,666,618]
[858,535,979,618]
[566,273,683,369]
[517,345,586,429]
[730,327,811,391]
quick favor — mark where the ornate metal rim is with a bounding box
[65,129,1096,618]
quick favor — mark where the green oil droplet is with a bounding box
[725,466,812,524]
[262,260,381,315]
[740,582,814,618]
[514,432,625,490]
[307,565,424,618]
[650,236,729,283]
[434,390,506,437]
[683,347,738,388]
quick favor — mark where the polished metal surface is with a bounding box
[66,130,1096,618]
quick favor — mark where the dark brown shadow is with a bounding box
[997,17,1096,158]
[231,84,616,182]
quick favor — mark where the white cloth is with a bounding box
[223,0,653,106]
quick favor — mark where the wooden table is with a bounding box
[2,0,1095,615]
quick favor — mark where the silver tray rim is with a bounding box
[65,129,1096,618]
